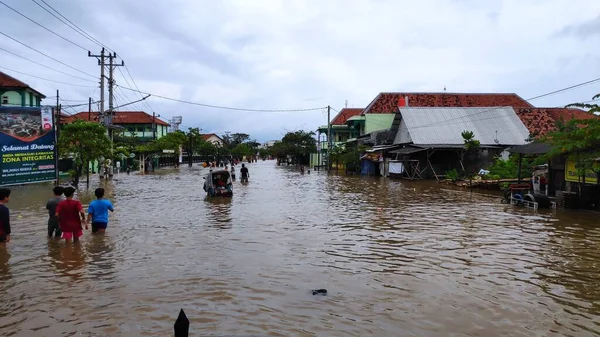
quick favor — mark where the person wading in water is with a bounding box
[240,164,249,182]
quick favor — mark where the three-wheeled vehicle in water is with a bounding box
[203,169,233,197]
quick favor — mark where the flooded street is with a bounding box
[1,161,600,336]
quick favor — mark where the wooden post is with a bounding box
[517,153,523,183]
[174,309,189,337]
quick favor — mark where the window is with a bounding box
[1,96,8,105]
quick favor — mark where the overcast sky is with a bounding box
[1,0,599,141]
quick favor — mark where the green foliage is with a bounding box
[271,130,316,164]
[461,130,481,151]
[565,92,600,115]
[196,140,219,156]
[258,148,269,159]
[230,143,253,158]
[486,155,545,179]
[58,120,111,185]
[156,130,186,155]
[221,132,250,148]
[445,168,459,181]
[329,144,346,166]
[545,93,600,179]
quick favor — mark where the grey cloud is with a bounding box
[558,15,600,39]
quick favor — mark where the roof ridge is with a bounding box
[378,91,520,96]
[0,71,29,87]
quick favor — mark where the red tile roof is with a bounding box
[363,92,533,114]
[0,71,47,98]
[331,108,363,125]
[61,111,170,126]
[201,133,222,141]
[515,107,598,137]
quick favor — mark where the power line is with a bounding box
[124,66,154,112]
[0,0,88,51]
[118,66,153,112]
[406,76,600,130]
[31,0,111,52]
[0,30,96,79]
[27,1,157,115]
[116,85,327,112]
[0,66,96,88]
[0,47,97,82]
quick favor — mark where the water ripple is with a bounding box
[0,162,599,336]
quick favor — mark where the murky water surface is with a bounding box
[1,161,600,336]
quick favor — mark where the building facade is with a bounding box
[62,111,170,139]
[0,71,46,107]
[201,133,224,147]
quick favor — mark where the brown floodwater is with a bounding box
[1,161,599,336]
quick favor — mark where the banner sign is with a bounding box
[565,157,599,185]
[0,106,57,186]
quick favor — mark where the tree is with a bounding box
[566,93,600,115]
[272,130,316,165]
[157,130,186,156]
[58,120,111,186]
[230,143,253,159]
[329,144,346,170]
[461,130,480,151]
[544,114,600,185]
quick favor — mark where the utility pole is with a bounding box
[55,89,60,141]
[106,52,124,161]
[88,97,92,121]
[88,48,106,124]
[54,89,60,185]
[327,105,331,172]
[188,134,193,167]
[153,112,156,140]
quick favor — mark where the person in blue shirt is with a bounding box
[86,188,114,234]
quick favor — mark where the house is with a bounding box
[346,92,533,146]
[0,71,46,107]
[385,106,530,179]
[62,111,170,139]
[201,133,223,147]
[259,140,279,149]
[515,107,596,137]
[310,108,363,168]
[511,107,598,203]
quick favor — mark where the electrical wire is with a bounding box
[0,1,87,51]
[116,85,327,112]
[118,67,153,112]
[31,0,111,52]
[0,66,97,88]
[404,76,600,130]
[0,30,96,79]
[0,47,97,82]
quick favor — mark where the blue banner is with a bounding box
[0,106,57,186]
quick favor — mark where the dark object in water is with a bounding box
[524,193,552,209]
[312,289,327,296]
[174,309,189,337]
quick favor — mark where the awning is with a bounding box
[507,142,552,155]
[412,144,503,149]
[366,144,399,152]
[389,147,426,155]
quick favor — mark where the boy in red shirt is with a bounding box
[55,187,87,243]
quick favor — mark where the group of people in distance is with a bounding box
[225,163,249,182]
[0,185,115,245]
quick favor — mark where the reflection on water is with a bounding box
[0,162,600,336]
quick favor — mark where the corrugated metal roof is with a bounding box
[394,107,530,146]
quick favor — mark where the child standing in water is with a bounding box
[87,188,114,234]
[46,186,64,238]
[0,188,11,243]
[55,187,87,243]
